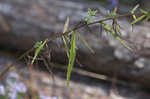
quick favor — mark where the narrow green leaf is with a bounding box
[77,33,95,54]
[116,37,132,51]
[87,8,97,16]
[62,36,69,58]
[131,4,139,13]
[101,22,115,36]
[101,22,132,51]
[143,14,150,22]
[131,15,146,24]
[140,9,148,14]
[115,23,121,36]
[31,40,47,64]
[67,32,76,87]
[131,4,139,20]
[62,17,70,58]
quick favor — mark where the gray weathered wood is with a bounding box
[0,0,150,87]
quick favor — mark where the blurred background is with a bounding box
[0,0,150,99]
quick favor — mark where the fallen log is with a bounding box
[0,0,150,87]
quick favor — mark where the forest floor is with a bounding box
[0,52,150,99]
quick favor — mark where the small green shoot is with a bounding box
[85,8,98,23]
[107,7,117,18]
[32,40,47,64]
[87,8,98,16]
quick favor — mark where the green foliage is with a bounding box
[34,41,43,49]
[87,8,98,16]
[62,17,95,87]
[10,4,150,89]
[106,7,117,18]
[106,10,116,18]
[85,8,98,23]
[101,22,115,35]
[66,31,77,87]
[101,22,132,51]
[140,9,148,14]
[17,92,25,99]
[32,40,47,64]
[131,5,150,24]
[113,21,121,36]
[131,15,146,24]
[62,36,69,57]
[140,9,150,22]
